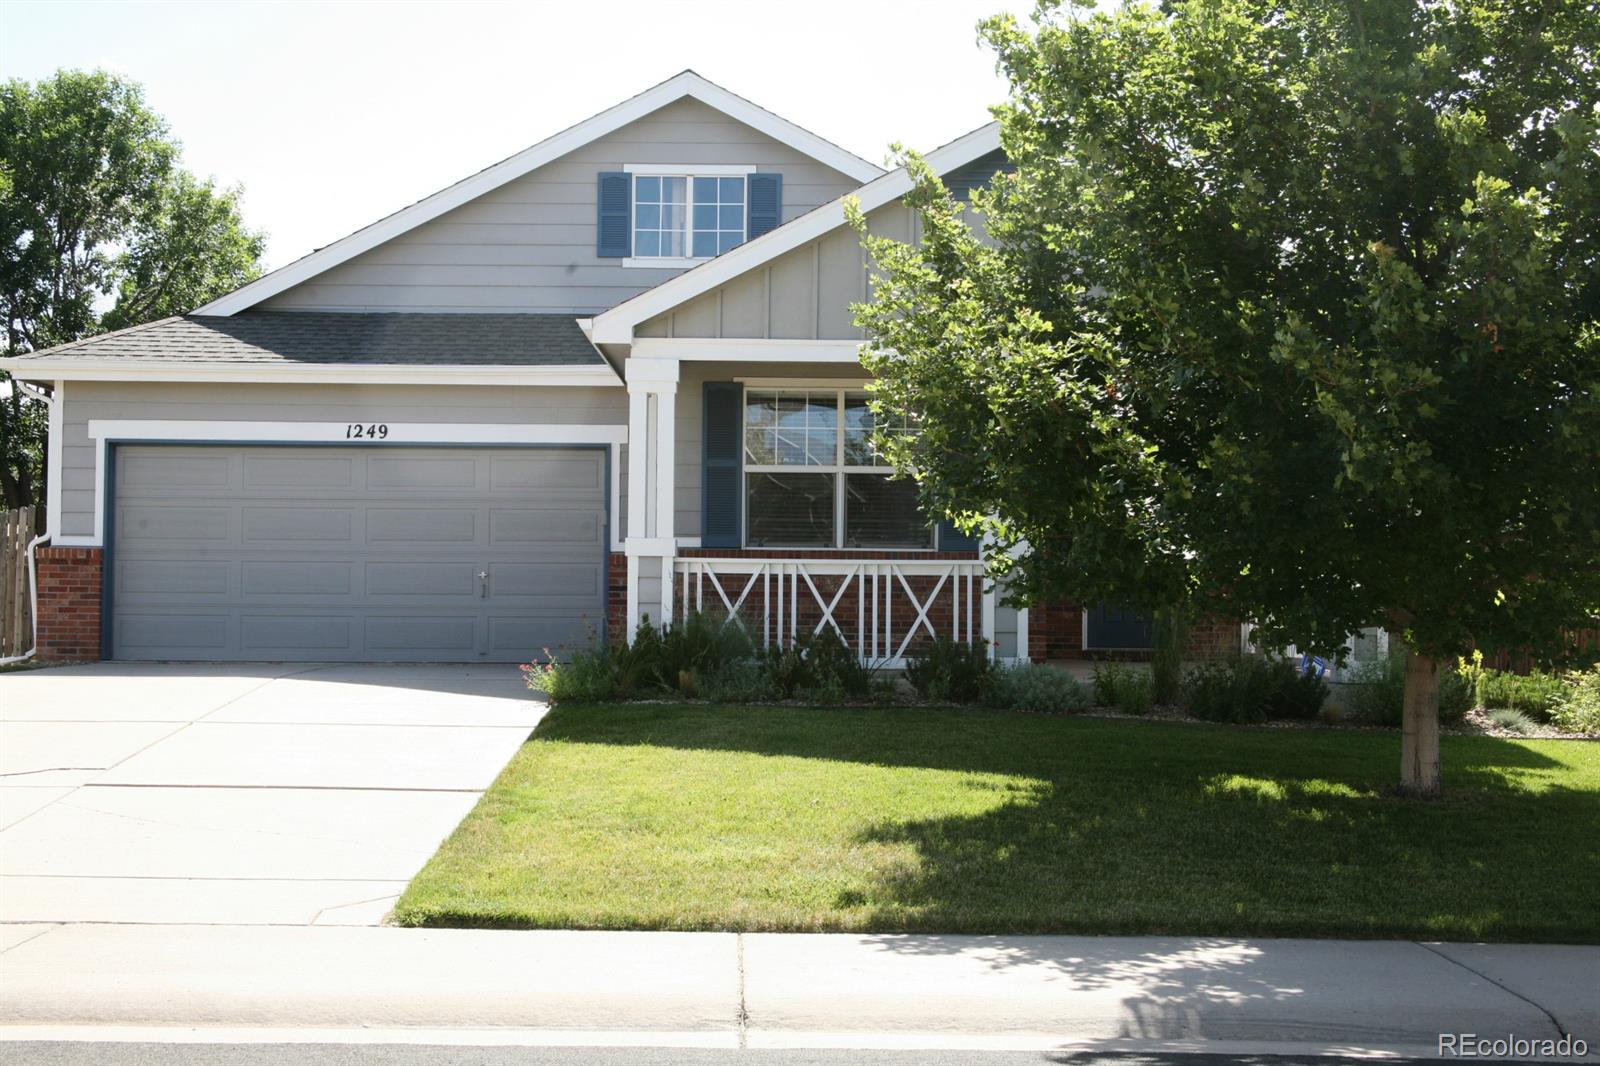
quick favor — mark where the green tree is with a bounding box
[0,69,264,512]
[852,0,1600,794]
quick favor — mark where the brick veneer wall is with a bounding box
[1029,598,1240,662]
[606,552,627,645]
[36,547,103,663]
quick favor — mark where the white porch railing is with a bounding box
[671,556,989,667]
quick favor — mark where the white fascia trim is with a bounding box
[7,361,622,387]
[629,338,866,363]
[76,421,629,551]
[734,377,870,388]
[624,163,755,176]
[589,122,1002,345]
[194,72,881,317]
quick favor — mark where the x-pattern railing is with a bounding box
[672,556,987,666]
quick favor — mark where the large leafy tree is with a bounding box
[853,0,1600,794]
[0,69,264,512]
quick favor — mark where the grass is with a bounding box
[395,704,1600,942]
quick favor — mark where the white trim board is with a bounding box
[628,338,867,363]
[193,72,882,317]
[8,361,622,387]
[67,421,629,551]
[590,122,1001,346]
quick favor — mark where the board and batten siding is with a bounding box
[57,381,629,542]
[636,203,916,341]
[260,98,863,315]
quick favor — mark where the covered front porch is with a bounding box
[615,345,1028,664]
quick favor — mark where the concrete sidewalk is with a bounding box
[1,925,1595,1056]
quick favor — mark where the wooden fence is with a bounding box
[2,506,38,659]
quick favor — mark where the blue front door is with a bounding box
[1085,606,1153,649]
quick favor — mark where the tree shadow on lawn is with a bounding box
[545,705,1600,944]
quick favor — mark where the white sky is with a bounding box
[1,0,1019,271]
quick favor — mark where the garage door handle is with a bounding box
[478,570,489,598]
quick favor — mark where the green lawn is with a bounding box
[395,704,1600,942]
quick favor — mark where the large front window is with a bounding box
[633,175,746,260]
[743,389,930,549]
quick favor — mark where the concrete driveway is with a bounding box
[0,663,545,926]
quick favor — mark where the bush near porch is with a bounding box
[394,703,1600,941]
[527,615,1600,737]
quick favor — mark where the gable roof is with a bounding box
[195,71,885,318]
[586,122,1002,345]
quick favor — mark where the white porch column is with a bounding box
[624,358,681,637]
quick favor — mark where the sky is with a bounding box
[1,0,1021,272]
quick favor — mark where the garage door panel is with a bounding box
[243,507,354,543]
[366,456,479,490]
[489,562,600,599]
[365,561,477,597]
[118,560,231,597]
[490,454,603,490]
[117,613,232,651]
[112,445,607,663]
[489,510,601,546]
[241,561,354,596]
[121,453,232,490]
[242,615,354,652]
[488,615,598,654]
[368,508,477,544]
[121,506,230,542]
[365,616,478,652]
[243,455,355,489]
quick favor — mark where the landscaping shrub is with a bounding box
[657,611,756,695]
[1346,649,1471,726]
[1476,668,1566,720]
[984,663,1092,714]
[793,626,872,702]
[696,658,779,704]
[1091,661,1153,715]
[904,634,993,703]
[1550,666,1600,734]
[1487,708,1536,735]
[522,645,619,703]
[1183,656,1272,724]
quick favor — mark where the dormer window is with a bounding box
[596,166,782,264]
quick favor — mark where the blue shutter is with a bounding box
[596,172,631,258]
[746,173,782,239]
[702,382,743,548]
[937,519,980,552]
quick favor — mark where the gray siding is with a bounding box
[639,204,917,340]
[262,99,863,315]
[58,381,628,541]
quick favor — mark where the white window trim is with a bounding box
[623,163,756,176]
[741,386,931,552]
[62,420,628,551]
[627,169,749,266]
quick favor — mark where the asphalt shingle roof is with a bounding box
[9,312,605,367]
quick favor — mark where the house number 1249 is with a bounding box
[345,423,390,439]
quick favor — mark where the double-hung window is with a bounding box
[633,174,746,261]
[742,388,930,549]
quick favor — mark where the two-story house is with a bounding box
[7,71,1238,666]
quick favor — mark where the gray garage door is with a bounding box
[108,445,608,662]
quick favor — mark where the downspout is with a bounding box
[0,379,53,666]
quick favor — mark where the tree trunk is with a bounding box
[1399,650,1442,796]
